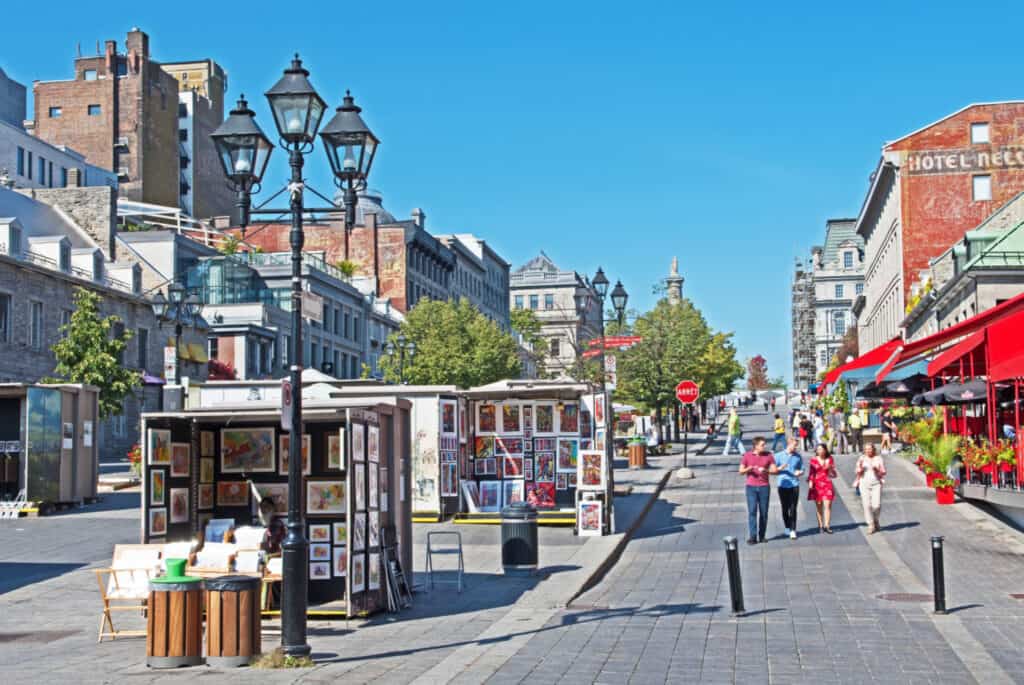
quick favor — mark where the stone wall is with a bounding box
[15,185,117,258]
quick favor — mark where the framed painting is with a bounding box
[307,480,346,516]
[256,482,288,514]
[535,453,555,482]
[534,404,555,435]
[380,468,389,513]
[479,481,501,512]
[580,410,592,437]
[525,482,556,508]
[368,552,381,591]
[220,427,275,473]
[216,481,249,507]
[278,434,311,476]
[149,469,165,506]
[352,512,366,551]
[310,543,331,562]
[198,484,214,510]
[332,521,347,544]
[534,437,556,452]
[309,562,331,581]
[594,394,606,426]
[169,487,189,524]
[578,500,603,536]
[170,442,190,478]
[500,403,522,434]
[351,555,365,593]
[441,462,458,496]
[354,463,366,511]
[368,467,379,509]
[502,479,524,506]
[200,431,215,457]
[557,439,579,472]
[368,425,380,463]
[200,458,214,484]
[568,473,578,487]
[524,457,534,481]
[149,507,167,536]
[556,473,568,490]
[579,450,606,490]
[595,430,606,452]
[475,436,494,459]
[475,459,488,476]
[477,404,497,434]
[440,400,457,435]
[503,455,524,478]
[369,511,380,549]
[149,429,171,465]
[459,399,468,442]
[495,437,523,455]
[309,524,331,543]
[351,423,365,462]
[558,403,579,434]
[333,546,347,577]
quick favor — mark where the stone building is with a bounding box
[791,256,815,390]
[509,252,602,378]
[0,67,26,128]
[436,233,510,331]
[810,218,863,374]
[855,102,1024,352]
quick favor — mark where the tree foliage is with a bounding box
[510,308,550,377]
[380,298,521,387]
[46,287,140,418]
[746,355,769,390]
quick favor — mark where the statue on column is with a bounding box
[666,257,684,304]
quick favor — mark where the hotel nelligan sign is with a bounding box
[906,147,1024,175]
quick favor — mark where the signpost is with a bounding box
[676,380,700,467]
[281,379,293,432]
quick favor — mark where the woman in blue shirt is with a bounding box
[775,438,803,539]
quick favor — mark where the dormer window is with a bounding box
[59,242,71,272]
[93,252,104,282]
[971,123,989,144]
[8,226,21,258]
[843,251,854,269]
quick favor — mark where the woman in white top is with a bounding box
[812,413,825,446]
[854,444,887,533]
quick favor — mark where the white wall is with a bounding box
[859,174,904,352]
[0,120,116,189]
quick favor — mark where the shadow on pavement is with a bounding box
[738,607,786,618]
[879,521,921,532]
[0,562,86,594]
[47,491,140,515]
[630,498,697,540]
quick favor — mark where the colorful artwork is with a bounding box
[524,457,534,481]
[535,453,555,482]
[220,428,275,473]
[556,473,568,490]
[475,436,494,459]
[559,403,579,433]
[150,469,165,506]
[310,543,331,561]
[503,479,524,506]
[595,430,606,452]
[257,483,288,514]
[478,404,497,433]
[441,400,457,435]
[475,459,489,476]
[459,400,468,440]
[352,513,366,551]
[216,481,249,507]
[200,458,214,483]
[309,524,331,543]
[351,555,365,592]
[441,462,458,496]
[169,487,188,524]
[352,423,365,462]
[170,442,190,478]
[479,481,501,512]
[501,404,521,433]
[149,507,167,536]
[557,439,579,472]
[523,406,533,437]
[578,500,603,536]
[534,438,556,452]
[368,552,381,591]
[333,546,347,577]
[149,429,171,465]
[307,480,346,515]
[310,562,331,580]
[200,431,215,457]
[368,425,380,463]
[579,450,605,490]
[380,468,389,512]
[581,410,592,437]
[355,464,366,511]
[369,511,380,548]
[503,455,524,478]
[332,521,347,544]
[595,395,605,425]
[278,434,311,476]
[198,484,213,510]
[328,431,344,470]
[369,467,379,509]
[568,473,578,487]
[496,437,524,455]
[525,482,556,508]
[462,480,481,511]
[535,405,555,434]
[581,439,592,450]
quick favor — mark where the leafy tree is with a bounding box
[510,308,550,377]
[380,298,520,387]
[747,355,769,390]
[767,376,787,389]
[46,288,140,418]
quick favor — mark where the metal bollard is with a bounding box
[931,536,946,614]
[723,536,745,615]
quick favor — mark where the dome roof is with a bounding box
[333,187,396,224]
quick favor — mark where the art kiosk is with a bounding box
[458,380,614,534]
[139,376,412,618]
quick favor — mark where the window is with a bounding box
[322,345,329,370]
[178,103,188,118]
[111,414,126,438]
[343,312,351,338]
[60,309,72,338]
[38,157,45,184]
[136,328,148,369]
[48,107,62,118]
[16,147,24,176]
[0,294,10,342]
[26,151,32,179]
[350,355,358,378]
[834,284,844,298]
[529,294,538,310]
[334,350,341,377]
[111,321,125,364]
[333,307,341,335]
[833,312,846,336]
[59,242,70,272]
[544,294,554,310]
[855,283,864,295]
[843,251,854,269]
[87,104,101,116]
[819,349,828,368]
[60,167,67,187]
[83,69,97,81]
[353,316,359,342]
[29,301,43,349]
[971,123,990,144]
[550,337,561,357]
[48,162,53,188]
[323,304,330,330]
[208,337,219,360]
[179,129,188,142]
[973,175,992,201]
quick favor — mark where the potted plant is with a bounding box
[932,476,957,505]
[127,443,142,478]
[923,434,959,487]
[996,441,1016,473]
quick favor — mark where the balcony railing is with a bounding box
[242,251,352,284]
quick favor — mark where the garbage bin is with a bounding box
[204,575,261,667]
[628,440,647,468]
[147,558,204,669]
[501,501,538,575]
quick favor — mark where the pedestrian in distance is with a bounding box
[771,413,787,452]
[722,407,747,456]
[848,408,864,453]
[763,399,769,412]
[854,444,886,533]
[808,443,838,533]
[774,437,804,539]
[828,407,848,454]
[799,414,814,451]
[881,412,897,454]
[812,412,826,446]
[739,436,778,544]
[770,396,777,412]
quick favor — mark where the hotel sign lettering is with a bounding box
[906,147,1024,175]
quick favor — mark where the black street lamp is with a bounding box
[384,334,416,383]
[610,280,628,327]
[151,281,203,384]
[210,54,378,659]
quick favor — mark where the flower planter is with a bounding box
[935,486,955,505]
[925,472,943,487]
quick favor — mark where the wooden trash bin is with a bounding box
[205,575,262,667]
[628,442,647,469]
[146,576,204,668]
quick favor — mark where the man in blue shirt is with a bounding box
[774,438,803,539]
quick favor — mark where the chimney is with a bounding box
[104,40,116,72]
[125,28,148,60]
[411,208,425,229]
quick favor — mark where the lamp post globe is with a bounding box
[320,91,379,183]
[185,293,203,319]
[150,291,169,320]
[611,280,628,323]
[264,55,327,146]
[211,96,274,232]
[592,267,609,299]
[168,281,185,305]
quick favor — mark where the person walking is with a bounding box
[808,443,837,533]
[771,413,787,452]
[739,436,778,544]
[848,409,863,453]
[878,410,894,454]
[812,412,826,447]
[722,407,746,456]
[799,414,814,451]
[774,438,804,539]
[828,407,848,454]
[854,444,886,533]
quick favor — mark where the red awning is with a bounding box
[987,309,1024,382]
[926,329,987,378]
[823,339,902,386]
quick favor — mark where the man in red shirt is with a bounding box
[739,436,778,544]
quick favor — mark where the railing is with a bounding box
[23,250,58,269]
[973,251,1024,268]
[243,251,352,284]
[105,275,130,291]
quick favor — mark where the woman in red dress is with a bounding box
[807,443,837,533]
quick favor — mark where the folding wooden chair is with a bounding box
[188,541,239,577]
[94,544,162,642]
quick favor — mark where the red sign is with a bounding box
[586,335,643,349]
[675,380,700,404]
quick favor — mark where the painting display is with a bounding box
[368,553,381,591]
[198,484,213,510]
[534,404,554,434]
[278,434,311,476]
[150,469,165,506]
[502,479,524,506]
[524,457,534,481]
[307,480,346,515]
[479,481,501,512]
[495,437,524,455]
[368,425,380,463]
[441,400,457,434]
[328,431,344,470]
[578,500,603,536]
[220,428,275,473]
[200,458,214,483]
[170,442,190,477]
[149,507,167,536]
[149,429,171,465]
[256,482,288,514]
[351,555,365,593]
[556,473,568,490]
[333,546,347,577]
[352,513,366,551]
[535,453,555,482]
[503,455,524,478]
[478,404,497,433]
[595,395,605,425]
[559,403,579,433]
[534,438,556,452]
[169,487,189,524]
[216,481,249,507]
[201,431,215,457]
[332,521,347,544]
[474,436,494,459]
[310,562,331,580]
[369,511,380,548]
[557,439,579,472]
[525,482,556,508]
[310,543,331,561]
[501,404,521,433]
[369,467,379,509]
[309,524,331,543]
[441,462,458,497]
[578,450,606,490]
[352,423,365,462]
[354,464,366,511]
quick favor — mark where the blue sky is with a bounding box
[5,1,1024,383]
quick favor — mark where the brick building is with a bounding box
[855,102,1024,351]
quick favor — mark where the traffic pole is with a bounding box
[683,408,689,468]
[723,536,745,615]
[932,536,947,614]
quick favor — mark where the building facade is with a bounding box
[810,219,863,374]
[0,67,27,128]
[856,102,1024,351]
[509,252,602,378]
[437,233,510,330]
[791,256,815,389]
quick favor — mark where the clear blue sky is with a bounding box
[5,1,1024,384]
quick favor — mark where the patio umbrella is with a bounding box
[940,379,988,404]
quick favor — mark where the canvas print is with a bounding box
[535,405,555,434]
[441,400,457,434]
[524,437,533,453]
[278,434,311,476]
[579,450,605,490]
[333,546,347,577]
[351,556,365,593]
[216,481,249,507]
[523,406,533,436]
[201,431,215,457]
[369,512,380,548]
[503,454,524,478]
[150,469,165,506]
[355,463,366,511]
[352,423,365,462]
[475,459,488,476]
[170,442,190,477]
[475,436,494,459]
[578,500,603,536]
[441,462,458,496]
[309,523,331,543]
[534,438,556,452]
[307,480,346,515]
[459,400,468,440]
[495,437,524,455]
[332,521,347,544]
[581,410,592,437]
[328,431,344,470]
[486,458,498,475]
[557,439,579,472]
[595,395,605,425]
[556,473,568,490]
[478,404,497,433]
[479,481,501,512]
[310,562,331,580]
[368,425,380,463]
[524,457,534,481]
[503,479,524,506]
[368,552,381,591]
[559,403,579,433]
[501,404,521,433]
[257,483,288,514]
[310,543,331,561]
[595,430,606,452]
[200,458,214,483]
[149,507,167,536]
[149,429,171,465]
[369,467,379,509]
[462,480,481,511]
[220,428,275,473]
[352,513,366,551]
[198,484,213,510]
[568,473,578,487]
[381,468,389,513]
[535,453,555,482]
[169,487,189,524]
[525,482,556,508]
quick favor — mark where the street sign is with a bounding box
[604,354,617,390]
[163,345,176,382]
[587,335,642,349]
[675,380,700,404]
[281,379,293,431]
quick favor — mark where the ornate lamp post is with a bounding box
[610,280,628,328]
[210,54,378,659]
[151,281,203,384]
[384,335,417,383]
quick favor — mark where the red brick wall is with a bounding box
[34,58,117,170]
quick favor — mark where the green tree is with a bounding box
[46,288,140,418]
[380,298,521,387]
[510,308,550,377]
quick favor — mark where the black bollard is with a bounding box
[931,535,946,614]
[723,536,745,615]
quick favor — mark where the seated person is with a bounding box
[258,497,285,556]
